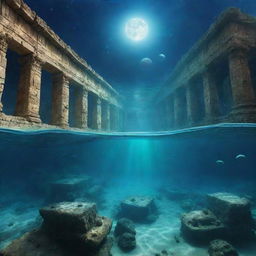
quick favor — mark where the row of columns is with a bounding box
[0,35,122,131]
[160,47,256,130]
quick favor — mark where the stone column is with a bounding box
[109,104,115,131]
[173,89,184,127]
[118,108,124,131]
[229,48,256,120]
[0,35,8,112]
[161,100,168,130]
[92,96,101,130]
[203,69,220,121]
[100,101,110,131]
[110,104,118,131]
[116,107,120,131]
[15,54,42,123]
[51,73,69,127]
[106,103,111,131]
[74,88,88,129]
[165,95,174,129]
[186,83,200,125]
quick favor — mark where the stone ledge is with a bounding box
[156,7,256,102]
[4,0,120,99]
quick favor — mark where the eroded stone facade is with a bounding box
[0,0,123,131]
[155,8,256,130]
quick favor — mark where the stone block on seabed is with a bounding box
[46,176,91,202]
[0,229,113,256]
[208,239,239,256]
[39,201,97,236]
[181,209,227,244]
[1,202,113,256]
[82,216,112,247]
[119,196,158,222]
[207,192,254,240]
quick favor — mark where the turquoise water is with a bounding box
[1,124,256,255]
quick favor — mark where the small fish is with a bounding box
[235,154,246,159]
[216,160,224,165]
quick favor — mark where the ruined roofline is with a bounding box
[5,0,120,99]
[157,7,256,101]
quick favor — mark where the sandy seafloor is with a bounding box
[100,184,256,256]
[1,188,256,256]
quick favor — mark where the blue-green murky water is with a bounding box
[1,124,256,255]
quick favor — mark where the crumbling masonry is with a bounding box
[155,8,256,131]
[0,0,123,131]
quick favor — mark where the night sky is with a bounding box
[24,0,256,91]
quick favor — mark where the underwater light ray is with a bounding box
[119,139,156,193]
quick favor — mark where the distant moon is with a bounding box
[158,53,166,62]
[125,18,148,41]
[140,57,152,67]
[235,154,246,159]
[216,160,224,165]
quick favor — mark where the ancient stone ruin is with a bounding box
[180,192,254,244]
[1,2,256,132]
[0,0,123,132]
[155,8,256,131]
[1,202,113,256]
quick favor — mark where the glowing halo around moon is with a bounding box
[125,18,149,41]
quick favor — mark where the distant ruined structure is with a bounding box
[1,2,256,133]
[155,8,256,131]
[0,0,123,131]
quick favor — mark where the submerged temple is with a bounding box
[154,8,256,131]
[0,0,123,131]
[1,2,256,132]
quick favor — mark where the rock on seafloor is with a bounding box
[181,209,226,244]
[40,201,97,236]
[114,218,136,252]
[207,192,254,240]
[1,202,113,256]
[117,232,136,252]
[208,239,239,256]
[118,196,158,222]
[114,218,136,237]
[0,229,113,256]
[82,216,112,247]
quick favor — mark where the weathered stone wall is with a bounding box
[0,0,123,131]
[155,8,256,131]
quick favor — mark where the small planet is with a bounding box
[140,57,153,67]
[158,53,166,62]
[235,154,246,160]
[216,160,224,165]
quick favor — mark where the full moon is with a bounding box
[125,18,148,41]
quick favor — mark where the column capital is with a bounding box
[96,96,102,104]
[0,35,8,53]
[201,64,213,75]
[53,72,70,84]
[20,53,43,69]
[228,46,250,58]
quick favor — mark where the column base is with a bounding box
[203,116,222,126]
[17,114,42,124]
[51,121,69,128]
[228,103,256,122]
[76,124,87,129]
[26,115,42,123]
